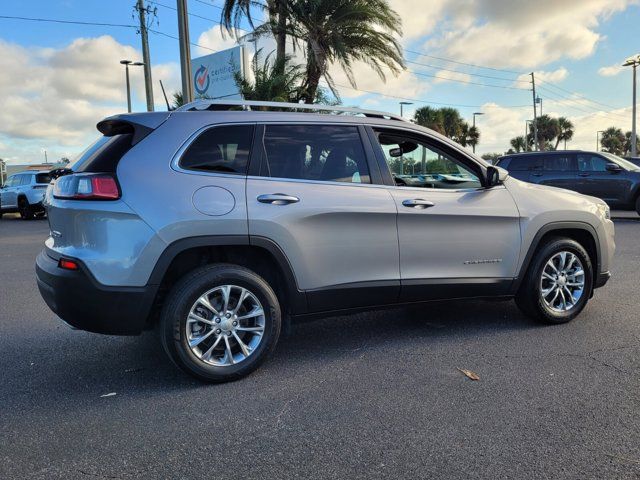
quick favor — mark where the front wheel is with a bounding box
[160,264,281,382]
[18,197,34,220]
[515,238,593,324]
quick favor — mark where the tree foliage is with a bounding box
[413,106,480,149]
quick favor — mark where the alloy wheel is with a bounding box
[185,285,265,366]
[539,251,585,313]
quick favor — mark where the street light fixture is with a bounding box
[597,130,605,152]
[472,112,484,153]
[399,101,413,117]
[623,54,640,157]
[120,59,145,113]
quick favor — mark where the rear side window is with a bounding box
[180,125,255,175]
[35,173,51,184]
[542,154,576,171]
[261,125,370,184]
[74,134,134,173]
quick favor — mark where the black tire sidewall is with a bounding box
[524,238,593,324]
[161,264,281,382]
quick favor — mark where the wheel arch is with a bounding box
[511,222,600,294]
[145,236,307,328]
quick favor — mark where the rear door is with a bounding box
[536,153,580,192]
[246,123,400,311]
[368,127,521,302]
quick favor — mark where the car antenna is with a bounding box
[159,80,174,111]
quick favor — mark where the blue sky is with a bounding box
[1,0,639,163]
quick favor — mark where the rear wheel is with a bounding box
[18,197,34,220]
[160,264,281,382]
[515,237,593,324]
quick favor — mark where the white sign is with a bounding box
[191,46,245,100]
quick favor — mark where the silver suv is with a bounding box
[36,100,615,382]
[0,171,51,219]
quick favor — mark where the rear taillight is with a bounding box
[58,258,79,270]
[53,174,120,200]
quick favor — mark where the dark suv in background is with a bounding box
[496,151,640,214]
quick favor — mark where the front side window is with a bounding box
[375,129,481,189]
[508,156,541,171]
[180,125,255,175]
[261,125,370,184]
[4,176,17,187]
[578,154,609,172]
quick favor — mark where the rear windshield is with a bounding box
[35,173,51,184]
[72,134,134,173]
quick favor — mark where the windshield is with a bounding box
[600,152,640,171]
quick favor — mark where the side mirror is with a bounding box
[605,163,622,173]
[485,166,501,187]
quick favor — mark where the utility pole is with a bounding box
[177,0,194,104]
[136,0,154,111]
[531,72,539,151]
[623,55,639,157]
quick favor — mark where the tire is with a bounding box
[515,237,593,324]
[160,264,281,382]
[18,197,34,220]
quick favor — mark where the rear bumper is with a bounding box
[35,250,156,335]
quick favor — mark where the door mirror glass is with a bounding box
[388,147,403,158]
[605,163,622,173]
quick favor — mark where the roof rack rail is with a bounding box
[175,99,408,122]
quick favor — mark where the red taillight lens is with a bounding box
[53,174,120,200]
[58,258,79,270]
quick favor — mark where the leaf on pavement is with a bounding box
[457,368,480,381]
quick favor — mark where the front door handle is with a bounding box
[257,193,300,205]
[578,173,590,177]
[402,199,435,209]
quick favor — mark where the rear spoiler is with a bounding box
[96,112,171,145]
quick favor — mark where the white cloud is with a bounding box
[0,36,178,164]
[598,64,625,77]
[196,26,242,57]
[418,0,635,69]
[432,70,472,85]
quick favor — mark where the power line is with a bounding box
[408,69,529,90]
[537,79,625,112]
[404,48,525,75]
[405,59,529,84]
[0,14,136,28]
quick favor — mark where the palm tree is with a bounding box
[458,123,479,150]
[601,127,626,155]
[624,131,639,155]
[554,117,574,150]
[530,115,560,151]
[247,0,405,103]
[220,0,288,72]
[510,136,527,153]
[413,106,444,134]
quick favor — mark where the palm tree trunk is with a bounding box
[304,41,325,103]
[554,137,561,150]
[274,1,287,74]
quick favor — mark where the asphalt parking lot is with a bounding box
[1,213,639,479]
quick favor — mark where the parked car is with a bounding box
[623,156,640,168]
[36,101,615,382]
[0,171,51,219]
[496,151,640,214]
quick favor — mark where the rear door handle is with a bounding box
[257,193,300,205]
[402,199,435,209]
[578,173,590,177]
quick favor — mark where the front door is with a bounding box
[246,124,400,312]
[576,153,631,207]
[2,175,19,207]
[369,127,521,302]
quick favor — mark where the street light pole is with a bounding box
[399,101,412,118]
[120,60,144,113]
[623,54,640,157]
[472,112,484,154]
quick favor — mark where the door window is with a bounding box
[19,174,32,186]
[4,176,17,187]
[180,125,255,175]
[261,125,370,184]
[375,130,481,189]
[542,154,576,171]
[577,154,609,172]
[508,156,541,171]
